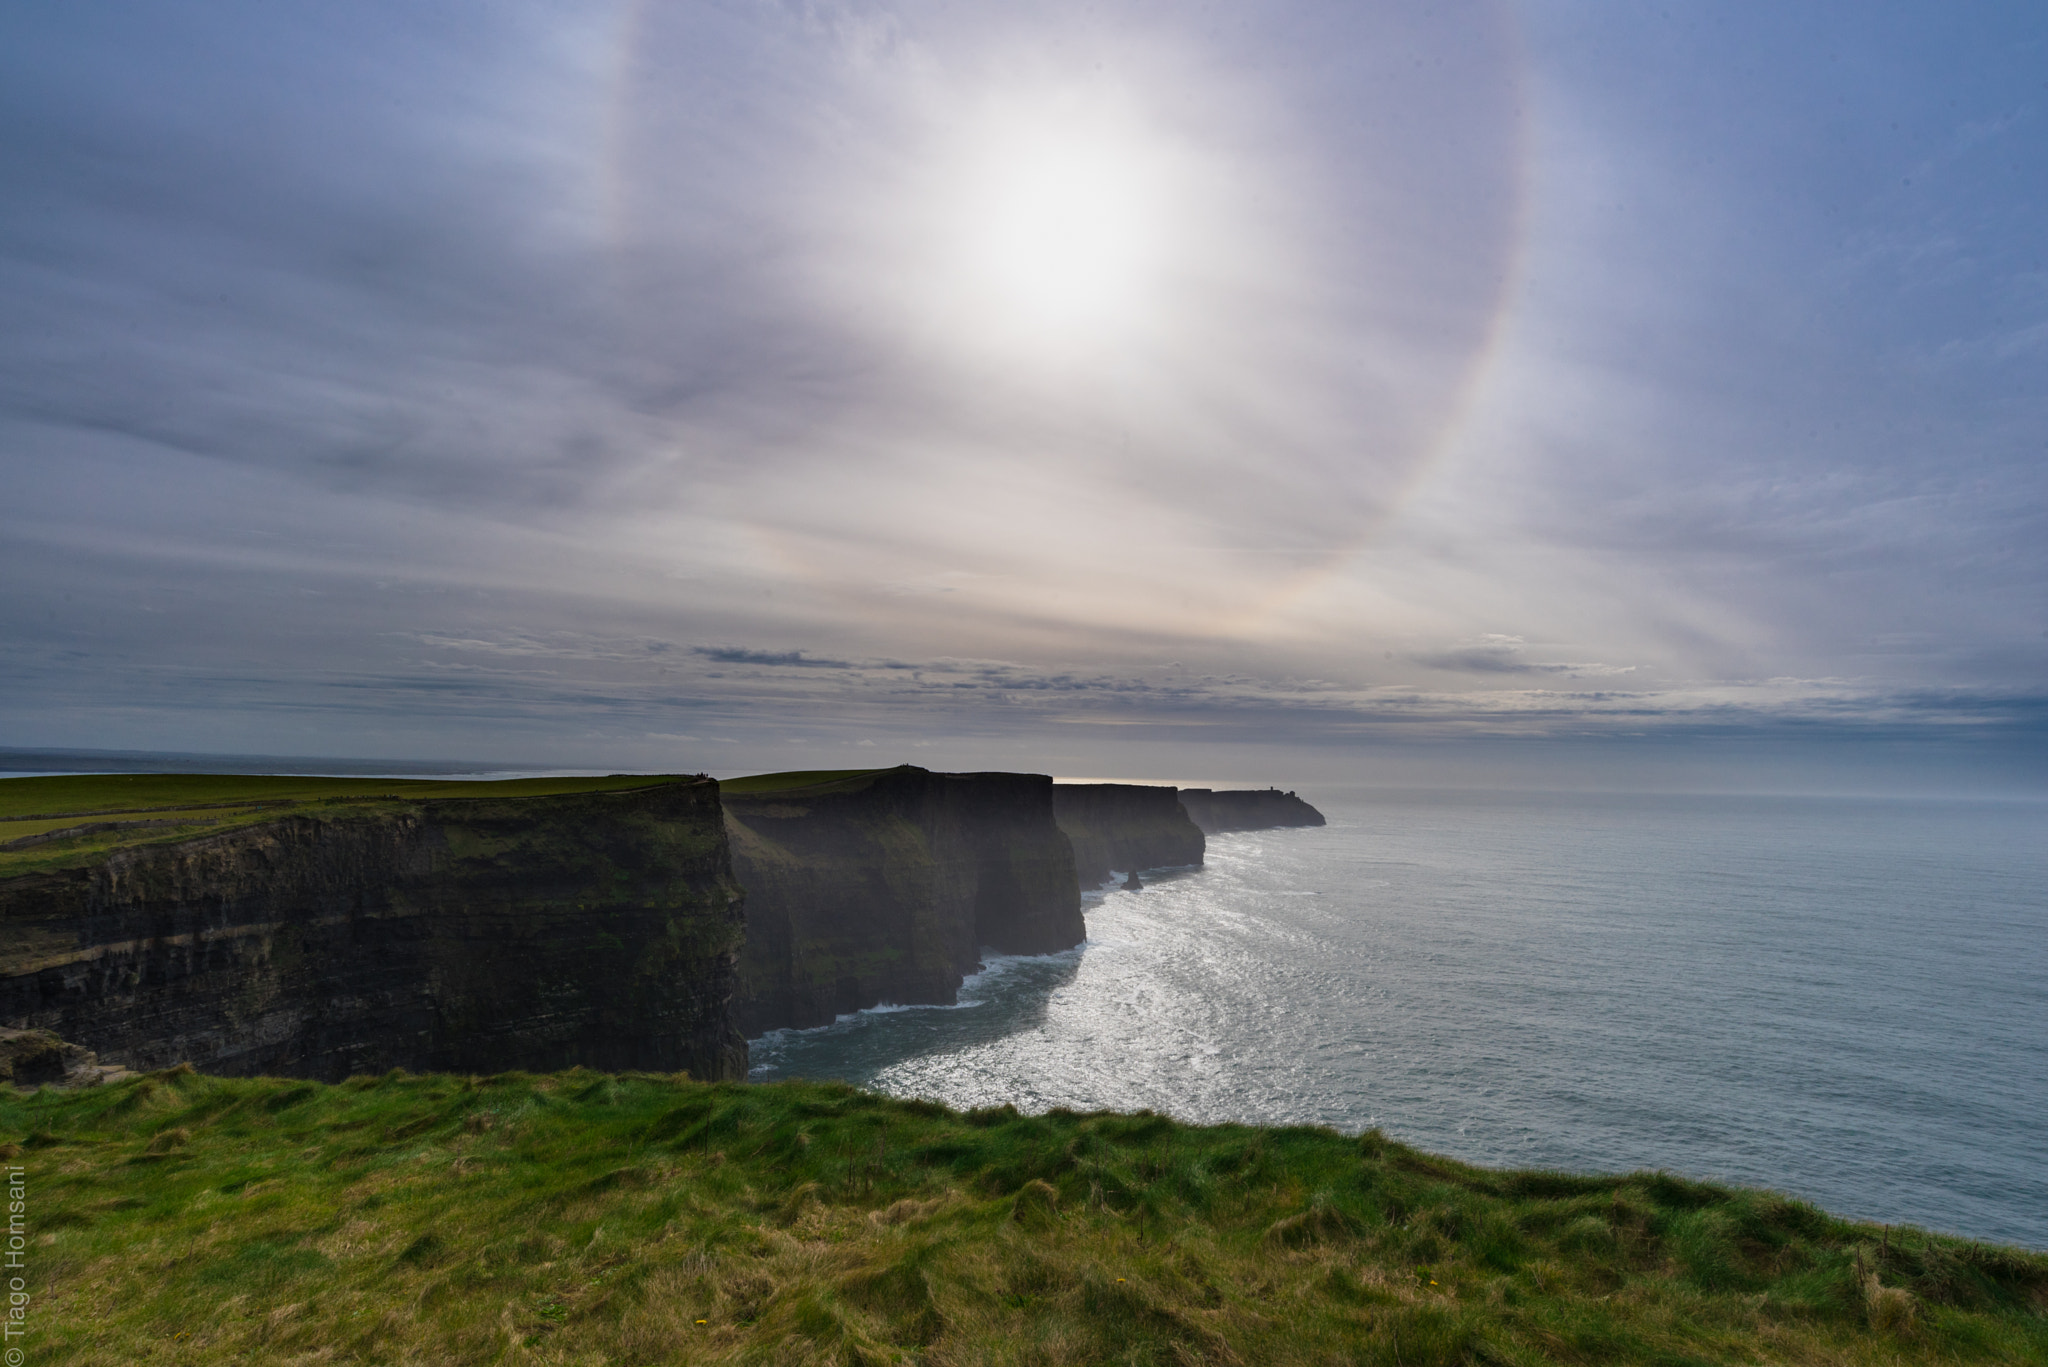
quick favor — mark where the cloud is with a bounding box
[0,3,2043,787]
[408,633,681,663]
[1413,646,1540,675]
[691,647,854,669]
[1410,639,1637,678]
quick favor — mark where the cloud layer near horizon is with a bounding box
[2,1,2044,785]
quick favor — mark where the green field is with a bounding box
[716,769,887,795]
[0,772,688,878]
[0,769,888,876]
[10,1068,2042,1365]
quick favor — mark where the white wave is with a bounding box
[748,941,1090,1049]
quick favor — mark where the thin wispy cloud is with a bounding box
[692,647,855,670]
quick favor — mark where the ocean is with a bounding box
[749,787,2048,1251]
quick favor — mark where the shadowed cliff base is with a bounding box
[721,766,1084,1036]
[0,773,748,1082]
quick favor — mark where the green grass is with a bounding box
[10,1070,2042,1365]
[717,769,888,795]
[0,773,687,878]
[0,772,682,821]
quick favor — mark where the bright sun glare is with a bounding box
[946,105,1171,345]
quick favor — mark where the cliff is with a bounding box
[0,1026,130,1087]
[1050,783,1205,887]
[0,776,748,1081]
[723,766,1083,1035]
[1175,787,1327,835]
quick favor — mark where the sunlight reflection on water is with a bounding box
[748,790,2048,1249]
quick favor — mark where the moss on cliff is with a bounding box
[10,1068,2043,1365]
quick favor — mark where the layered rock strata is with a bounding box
[724,767,1083,1036]
[1050,783,1205,888]
[0,779,747,1081]
[1175,788,1327,835]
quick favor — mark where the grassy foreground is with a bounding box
[11,1070,2043,1366]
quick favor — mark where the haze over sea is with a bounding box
[752,787,2048,1251]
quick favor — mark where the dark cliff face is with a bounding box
[0,779,748,1082]
[1175,788,1327,835]
[724,766,1082,1036]
[1050,784,1205,888]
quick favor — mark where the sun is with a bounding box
[965,134,1156,331]
[940,98,1176,349]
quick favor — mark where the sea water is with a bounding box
[748,788,2048,1250]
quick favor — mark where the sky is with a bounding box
[3,1,2044,791]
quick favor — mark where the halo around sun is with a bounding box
[608,4,1526,640]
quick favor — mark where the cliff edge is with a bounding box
[1051,783,1204,887]
[0,775,747,1081]
[723,766,1082,1035]
[1176,787,1326,835]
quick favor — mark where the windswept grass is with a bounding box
[0,772,685,877]
[717,770,887,796]
[9,1070,2043,1365]
[0,773,681,821]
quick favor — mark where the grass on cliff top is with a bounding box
[10,1070,2043,1366]
[0,772,687,821]
[718,769,888,795]
[0,772,694,878]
